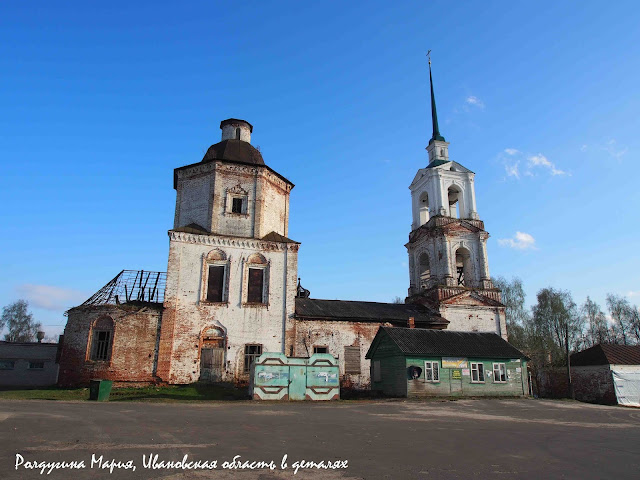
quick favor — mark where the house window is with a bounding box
[231,197,244,214]
[313,346,328,354]
[244,344,262,373]
[206,265,225,302]
[493,363,507,383]
[424,361,440,382]
[470,362,485,383]
[344,346,361,374]
[373,360,381,382]
[28,361,45,369]
[0,360,15,370]
[90,316,114,362]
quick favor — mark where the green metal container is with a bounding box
[89,379,113,401]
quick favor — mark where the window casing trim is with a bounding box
[201,254,231,305]
[242,256,269,307]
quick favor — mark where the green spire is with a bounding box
[428,55,445,143]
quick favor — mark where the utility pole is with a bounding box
[565,324,574,399]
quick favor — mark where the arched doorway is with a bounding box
[199,326,226,382]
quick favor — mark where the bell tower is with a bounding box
[405,56,506,338]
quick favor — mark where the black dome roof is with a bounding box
[201,139,264,166]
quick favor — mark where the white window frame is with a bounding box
[470,362,485,383]
[493,362,507,383]
[424,361,440,383]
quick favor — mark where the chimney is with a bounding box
[408,317,415,329]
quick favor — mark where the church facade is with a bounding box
[58,68,506,389]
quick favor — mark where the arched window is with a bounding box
[235,128,241,140]
[448,185,463,219]
[419,192,430,225]
[245,254,268,305]
[90,316,114,361]
[455,247,472,287]
[418,252,431,290]
[204,249,229,303]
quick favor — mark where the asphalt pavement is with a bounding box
[1,398,639,480]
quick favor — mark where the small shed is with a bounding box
[570,344,640,407]
[0,341,60,387]
[366,327,529,398]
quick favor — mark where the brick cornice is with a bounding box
[168,230,299,252]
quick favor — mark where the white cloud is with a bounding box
[465,96,485,108]
[504,161,520,179]
[627,291,640,298]
[15,284,89,311]
[605,139,628,160]
[504,148,520,156]
[498,231,537,250]
[527,154,568,176]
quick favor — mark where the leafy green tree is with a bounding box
[1,300,42,342]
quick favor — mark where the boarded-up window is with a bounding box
[344,346,361,374]
[373,360,381,382]
[206,265,225,302]
[247,268,264,303]
[244,344,262,373]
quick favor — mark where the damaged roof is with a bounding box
[571,344,640,366]
[366,327,526,359]
[295,298,447,326]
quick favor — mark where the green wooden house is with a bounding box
[366,327,529,398]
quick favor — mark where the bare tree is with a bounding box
[532,288,583,398]
[581,297,608,347]
[1,300,42,342]
[606,294,634,345]
[493,276,529,350]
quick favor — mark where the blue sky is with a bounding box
[1,1,638,337]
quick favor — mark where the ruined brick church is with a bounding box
[58,65,506,388]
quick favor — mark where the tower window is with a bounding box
[90,317,114,362]
[455,247,472,287]
[247,268,265,303]
[235,128,241,140]
[232,197,244,214]
[206,265,225,302]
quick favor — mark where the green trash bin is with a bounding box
[89,379,113,401]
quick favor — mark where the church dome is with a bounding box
[201,118,264,166]
[201,139,264,166]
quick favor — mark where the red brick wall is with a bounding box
[58,305,162,387]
